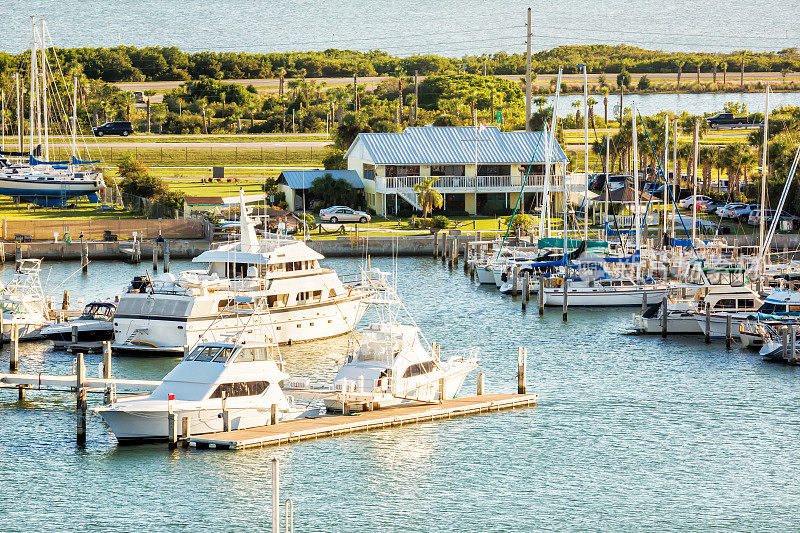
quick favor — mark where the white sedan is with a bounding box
[679,195,712,209]
[319,206,371,224]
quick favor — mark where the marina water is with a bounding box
[1,257,799,530]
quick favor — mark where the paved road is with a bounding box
[46,140,330,149]
[115,72,799,94]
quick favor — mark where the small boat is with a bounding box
[633,285,761,335]
[40,302,115,346]
[541,276,668,307]
[95,340,315,443]
[0,259,51,339]
[325,279,478,412]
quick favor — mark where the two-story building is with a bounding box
[344,126,569,216]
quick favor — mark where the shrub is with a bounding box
[430,215,450,229]
[637,74,651,91]
[504,213,535,232]
[300,213,317,231]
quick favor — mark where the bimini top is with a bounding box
[345,126,568,166]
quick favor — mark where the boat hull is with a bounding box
[543,287,668,307]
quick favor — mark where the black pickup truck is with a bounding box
[705,113,752,129]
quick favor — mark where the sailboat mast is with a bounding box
[663,116,669,237]
[41,19,49,162]
[72,76,78,160]
[671,119,677,240]
[29,16,36,155]
[15,72,23,154]
[692,119,699,245]
[583,65,589,241]
[632,104,640,259]
[759,84,770,277]
[1,89,4,152]
[539,68,561,239]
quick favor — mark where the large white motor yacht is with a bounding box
[112,192,368,355]
[0,259,51,339]
[96,339,314,442]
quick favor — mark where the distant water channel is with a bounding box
[2,257,800,531]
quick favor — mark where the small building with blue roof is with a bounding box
[276,170,364,212]
[344,125,569,216]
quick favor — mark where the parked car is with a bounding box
[706,113,751,129]
[133,91,145,103]
[319,206,371,224]
[696,199,723,214]
[679,195,712,209]
[92,121,133,137]
[718,203,759,220]
[748,209,776,226]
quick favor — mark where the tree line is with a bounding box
[1,45,800,83]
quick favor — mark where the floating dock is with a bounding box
[188,393,538,450]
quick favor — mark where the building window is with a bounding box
[477,164,510,177]
[385,165,420,177]
[431,165,465,177]
[363,164,375,180]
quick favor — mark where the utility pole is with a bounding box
[353,73,358,112]
[525,7,532,132]
[414,70,419,124]
[15,72,22,153]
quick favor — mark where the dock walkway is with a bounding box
[0,372,160,392]
[189,393,537,450]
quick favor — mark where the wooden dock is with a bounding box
[188,393,538,450]
[0,372,160,392]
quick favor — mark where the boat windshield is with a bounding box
[234,346,275,362]
[185,345,234,362]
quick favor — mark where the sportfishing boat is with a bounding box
[325,280,478,412]
[633,285,761,335]
[95,339,315,442]
[112,191,369,355]
[0,259,51,339]
[693,287,791,339]
[40,301,115,346]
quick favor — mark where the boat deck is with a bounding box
[188,393,538,450]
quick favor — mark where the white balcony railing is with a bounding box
[377,174,566,191]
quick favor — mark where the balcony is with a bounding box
[376,174,568,193]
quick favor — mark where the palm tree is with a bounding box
[414,177,443,218]
[571,100,582,123]
[698,146,717,192]
[465,90,479,127]
[719,142,748,194]
[711,60,719,84]
[587,97,598,130]
[696,60,703,84]
[722,62,728,84]
[394,66,406,125]
[602,87,609,125]
[277,67,286,97]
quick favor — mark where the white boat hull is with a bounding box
[631,313,703,334]
[543,287,668,307]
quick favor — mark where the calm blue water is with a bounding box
[3,0,800,55]
[1,257,800,531]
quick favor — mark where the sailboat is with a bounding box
[0,17,104,207]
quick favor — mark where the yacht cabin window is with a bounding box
[402,360,437,378]
[234,346,274,362]
[267,294,289,308]
[209,380,270,398]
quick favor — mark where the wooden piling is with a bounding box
[271,403,278,425]
[76,352,87,446]
[538,274,545,315]
[562,277,568,322]
[71,324,79,345]
[452,238,458,268]
[704,303,711,344]
[181,416,191,448]
[168,411,178,449]
[522,271,530,310]
[792,325,797,363]
[476,372,484,396]
[9,324,19,372]
[641,291,647,315]
[517,347,527,395]
[433,233,438,257]
[725,315,733,349]
[152,245,158,272]
[221,391,229,432]
[62,289,70,310]
[163,240,170,273]
[783,327,789,361]
[81,242,88,273]
[661,296,668,338]
[512,265,518,296]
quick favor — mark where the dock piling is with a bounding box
[512,266,518,297]
[641,292,647,315]
[181,416,191,448]
[538,274,544,315]
[152,245,158,272]
[433,233,438,258]
[792,325,797,363]
[704,303,711,344]
[9,324,19,371]
[438,378,445,403]
[661,296,668,338]
[168,411,178,450]
[272,458,280,533]
[164,240,170,273]
[725,315,733,349]
[517,347,527,395]
[221,392,229,432]
[562,278,568,322]
[783,327,789,360]
[522,272,530,310]
[71,324,79,345]
[81,243,88,273]
[476,372,484,396]
[76,352,87,446]
[271,403,278,425]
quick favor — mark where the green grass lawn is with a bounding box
[0,196,139,220]
[4,134,331,144]
[163,179,265,197]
